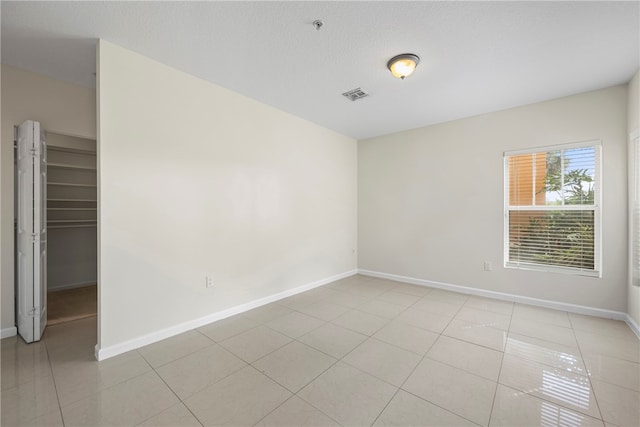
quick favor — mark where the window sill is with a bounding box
[504,262,601,278]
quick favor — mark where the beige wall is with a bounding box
[628,69,640,326]
[359,85,628,312]
[97,41,357,354]
[1,65,96,336]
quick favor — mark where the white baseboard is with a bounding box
[359,269,639,339]
[96,269,358,361]
[1,326,17,339]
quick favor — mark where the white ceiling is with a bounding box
[2,1,638,140]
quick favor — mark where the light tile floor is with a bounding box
[2,275,639,426]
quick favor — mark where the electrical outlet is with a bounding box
[205,276,214,288]
[483,261,493,271]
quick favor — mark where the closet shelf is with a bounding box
[48,198,96,202]
[47,208,96,211]
[48,219,96,224]
[48,182,96,188]
[48,162,96,171]
[47,145,96,155]
[48,224,97,229]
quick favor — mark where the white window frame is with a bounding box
[630,130,640,286]
[504,140,602,277]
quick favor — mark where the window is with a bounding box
[504,141,601,276]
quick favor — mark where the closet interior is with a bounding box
[46,132,97,325]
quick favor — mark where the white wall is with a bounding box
[628,69,640,326]
[97,41,357,354]
[359,85,628,312]
[1,65,96,337]
[47,227,96,290]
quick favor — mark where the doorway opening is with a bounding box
[45,131,97,325]
[14,121,97,342]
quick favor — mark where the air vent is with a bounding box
[342,88,369,101]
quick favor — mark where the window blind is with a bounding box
[504,141,601,276]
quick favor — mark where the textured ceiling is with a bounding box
[2,1,638,140]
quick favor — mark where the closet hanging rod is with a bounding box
[48,224,97,229]
[48,162,96,171]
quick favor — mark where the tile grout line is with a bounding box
[256,280,422,426]
[50,346,152,416]
[250,358,343,426]
[252,276,398,425]
[201,307,339,423]
[370,292,484,427]
[567,314,606,423]
[486,304,514,426]
[138,329,217,370]
[145,358,205,427]
[51,337,212,426]
[43,339,66,427]
[496,310,608,423]
[283,282,405,421]
[396,388,484,427]
[329,282,423,363]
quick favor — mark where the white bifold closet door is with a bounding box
[16,120,47,343]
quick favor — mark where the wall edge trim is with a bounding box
[359,269,639,338]
[1,327,17,339]
[95,269,357,361]
[626,313,640,339]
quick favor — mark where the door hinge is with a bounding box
[28,307,38,317]
[31,233,39,243]
[30,147,39,158]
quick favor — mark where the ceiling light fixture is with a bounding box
[387,53,420,80]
